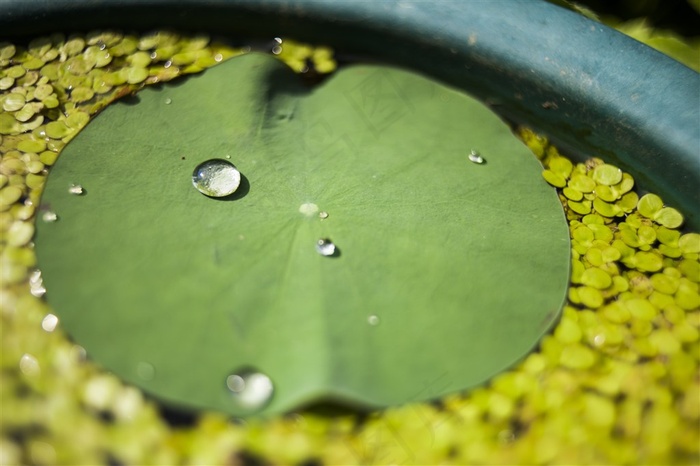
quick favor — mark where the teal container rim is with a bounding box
[2,0,699,228]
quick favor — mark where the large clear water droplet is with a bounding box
[192,159,241,197]
[315,238,336,256]
[226,370,274,411]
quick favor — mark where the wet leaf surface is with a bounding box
[34,53,570,416]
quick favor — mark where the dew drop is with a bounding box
[29,269,46,297]
[71,345,87,362]
[272,45,282,55]
[368,315,380,326]
[164,98,172,105]
[214,53,224,62]
[68,184,84,195]
[41,211,58,222]
[136,361,156,381]
[41,313,58,332]
[315,238,336,256]
[19,353,40,376]
[468,150,484,164]
[226,370,274,411]
[319,211,329,219]
[192,159,241,197]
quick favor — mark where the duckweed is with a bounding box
[0,32,698,466]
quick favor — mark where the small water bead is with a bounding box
[226,370,274,411]
[164,98,172,105]
[30,279,47,298]
[19,353,40,376]
[136,361,156,381]
[468,150,484,164]
[41,314,58,332]
[192,159,241,197]
[41,211,57,223]
[68,184,84,195]
[368,315,380,326]
[315,238,336,257]
[319,211,329,219]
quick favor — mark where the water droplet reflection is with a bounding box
[19,353,40,376]
[319,211,329,219]
[136,361,156,381]
[226,370,274,411]
[164,98,172,105]
[368,315,380,326]
[41,211,58,222]
[41,313,58,332]
[29,269,46,297]
[593,334,606,347]
[226,374,245,393]
[192,159,241,197]
[68,184,84,195]
[71,345,87,362]
[316,238,336,257]
[468,150,484,164]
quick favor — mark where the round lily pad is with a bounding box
[34,53,570,416]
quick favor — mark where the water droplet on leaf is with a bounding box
[368,315,380,326]
[226,370,274,411]
[136,362,156,381]
[41,211,58,222]
[68,184,84,195]
[192,159,241,197]
[315,238,336,256]
[319,211,329,219]
[468,150,484,164]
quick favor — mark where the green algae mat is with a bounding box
[33,53,570,416]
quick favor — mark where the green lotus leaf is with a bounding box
[35,53,570,416]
